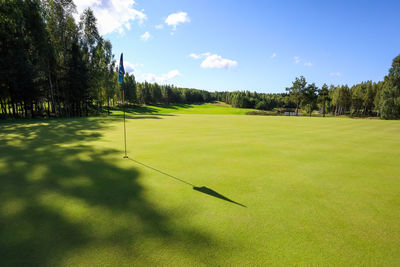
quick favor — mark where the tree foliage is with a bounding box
[286,76,307,115]
[380,55,400,119]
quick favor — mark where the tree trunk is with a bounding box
[8,100,13,117]
[11,97,16,118]
[0,98,6,116]
[30,100,34,118]
[55,78,62,117]
[48,71,56,114]
[23,102,27,118]
[47,100,51,117]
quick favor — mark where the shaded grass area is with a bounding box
[0,117,219,266]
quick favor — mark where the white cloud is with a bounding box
[189,53,201,59]
[78,0,101,7]
[124,61,136,74]
[270,53,277,58]
[75,0,147,35]
[201,54,238,69]
[294,56,301,64]
[304,61,312,67]
[167,70,180,78]
[155,24,164,29]
[329,72,342,77]
[143,70,180,83]
[77,0,101,7]
[165,12,190,30]
[123,61,144,74]
[189,52,238,69]
[140,31,150,41]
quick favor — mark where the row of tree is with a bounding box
[0,0,217,118]
[1,0,115,118]
[212,55,400,119]
[121,74,213,106]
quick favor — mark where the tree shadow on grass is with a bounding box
[108,105,160,114]
[110,103,195,115]
[125,105,160,114]
[109,114,166,120]
[0,117,217,266]
[154,104,193,110]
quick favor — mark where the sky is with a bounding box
[75,0,400,93]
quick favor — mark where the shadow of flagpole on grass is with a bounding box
[128,158,247,208]
[192,186,247,207]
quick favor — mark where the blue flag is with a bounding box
[118,53,125,83]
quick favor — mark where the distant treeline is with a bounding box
[121,77,213,105]
[213,55,400,119]
[215,79,386,117]
[1,1,399,119]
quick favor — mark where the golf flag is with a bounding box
[118,53,125,84]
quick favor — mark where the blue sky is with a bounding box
[76,0,400,93]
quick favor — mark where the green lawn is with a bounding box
[1,108,399,266]
[109,102,256,115]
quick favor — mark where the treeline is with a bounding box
[1,0,114,118]
[0,0,216,118]
[214,91,292,110]
[213,55,400,119]
[121,74,213,105]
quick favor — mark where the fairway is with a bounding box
[110,102,256,115]
[1,114,400,266]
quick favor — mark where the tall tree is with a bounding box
[318,83,330,117]
[350,83,365,115]
[331,85,351,115]
[122,73,137,104]
[0,0,50,118]
[302,83,318,116]
[373,81,384,117]
[102,41,116,114]
[380,55,400,119]
[79,7,102,112]
[363,81,376,115]
[286,76,307,115]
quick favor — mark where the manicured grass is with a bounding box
[109,102,255,115]
[1,113,399,266]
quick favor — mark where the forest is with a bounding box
[1,0,399,119]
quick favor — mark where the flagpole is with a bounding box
[118,53,128,159]
[123,88,128,158]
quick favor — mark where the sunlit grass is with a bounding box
[1,113,399,266]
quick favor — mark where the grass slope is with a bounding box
[110,103,255,115]
[1,113,399,266]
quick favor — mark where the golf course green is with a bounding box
[1,105,399,266]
